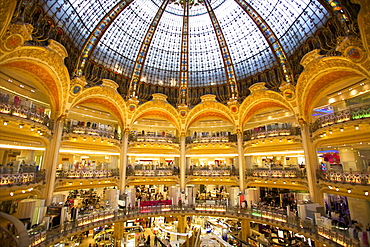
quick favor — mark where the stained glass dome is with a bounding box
[44,0,329,101]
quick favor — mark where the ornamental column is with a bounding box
[44,116,65,206]
[240,219,251,241]
[180,132,186,193]
[119,129,129,193]
[237,130,246,193]
[299,120,320,203]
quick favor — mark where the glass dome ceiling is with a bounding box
[44,0,329,88]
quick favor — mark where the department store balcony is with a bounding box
[317,170,370,186]
[129,133,178,144]
[55,169,119,179]
[26,205,359,247]
[186,167,239,177]
[0,166,45,187]
[126,166,179,177]
[310,104,370,133]
[186,134,237,144]
[63,126,121,141]
[246,168,306,179]
[243,127,301,142]
[0,100,52,129]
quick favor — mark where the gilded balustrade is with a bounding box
[246,168,305,179]
[28,205,359,247]
[310,105,370,133]
[55,169,119,179]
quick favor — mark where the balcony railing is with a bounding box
[317,170,370,185]
[28,205,359,247]
[0,101,52,128]
[129,134,178,143]
[55,169,119,179]
[246,168,305,178]
[0,168,45,186]
[126,167,179,176]
[186,135,237,144]
[186,167,239,176]
[64,126,121,140]
[243,127,301,141]
[310,105,370,133]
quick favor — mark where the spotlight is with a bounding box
[10,192,14,196]
[340,128,344,132]
[347,189,352,193]
[19,124,24,129]
[365,191,369,196]
[355,125,359,130]
[3,121,8,126]
[30,126,35,131]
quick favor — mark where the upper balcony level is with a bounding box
[26,205,359,247]
[0,165,45,187]
[129,132,178,144]
[310,103,370,133]
[244,126,301,142]
[63,120,121,141]
[0,94,52,129]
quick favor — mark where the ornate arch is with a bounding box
[0,41,70,117]
[296,47,370,122]
[130,100,181,132]
[69,81,127,127]
[186,100,235,130]
[239,84,295,128]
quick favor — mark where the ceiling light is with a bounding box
[365,191,369,196]
[340,128,344,132]
[30,126,35,131]
[347,189,351,193]
[3,121,8,126]
[9,192,14,196]
[19,124,24,128]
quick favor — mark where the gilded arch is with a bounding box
[185,101,235,130]
[130,101,181,132]
[70,85,127,127]
[296,50,370,122]
[0,43,70,117]
[239,88,295,129]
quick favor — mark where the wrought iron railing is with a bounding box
[317,170,370,185]
[0,169,45,186]
[28,205,359,247]
[55,169,119,179]
[126,167,179,176]
[243,127,301,141]
[246,168,305,179]
[310,105,370,133]
[0,100,52,128]
[186,168,239,176]
[186,134,237,144]
[63,126,121,140]
[129,134,178,143]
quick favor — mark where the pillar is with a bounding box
[237,131,246,193]
[240,219,250,241]
[44,116,65,206]
[180,133,186,193]
[300,122,320,203]
[119,129,129,192]
[177,214,186,233]
[114,221,124,246]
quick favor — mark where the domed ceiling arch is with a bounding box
[43,0,331,105]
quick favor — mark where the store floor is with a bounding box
[78,228,157,247]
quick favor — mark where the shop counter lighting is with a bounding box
[195,206,226,212]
